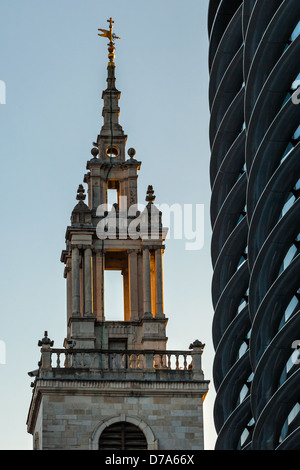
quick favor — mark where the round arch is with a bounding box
[89,415,158,450]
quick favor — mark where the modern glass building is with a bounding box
[208,0,300,449]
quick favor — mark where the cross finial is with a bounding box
[76,184,86,201]
[146,185,156,204]
[98,18,120,66]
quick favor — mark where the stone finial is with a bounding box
[189,339,205,350]
[146,185,156,204]
[38,331,54,348]
[91,147,99,158]
[71,184,92,226]
[76,184,86,201]
[128,148,136,160]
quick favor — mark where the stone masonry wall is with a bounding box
[39,391,205,450]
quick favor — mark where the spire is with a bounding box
[96,18,127,162]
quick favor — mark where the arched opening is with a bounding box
[107,179,120,208]
[106,145,120,158]
[99,421,147,450]
[104,270,124,321]
[104,251,131,321]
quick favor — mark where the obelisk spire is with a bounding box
[96,19,126,161]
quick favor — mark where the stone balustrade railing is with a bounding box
[39,348,204,375]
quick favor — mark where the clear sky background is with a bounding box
[0,0,216,450]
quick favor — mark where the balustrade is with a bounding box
[43,349,196,372]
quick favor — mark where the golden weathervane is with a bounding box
[98,18,120,66]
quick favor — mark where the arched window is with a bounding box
[99,421,147,450]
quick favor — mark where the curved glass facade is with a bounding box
[209,0,300,449]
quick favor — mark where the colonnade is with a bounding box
[66,245,164,323]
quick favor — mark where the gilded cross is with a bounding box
[98,18,120,65]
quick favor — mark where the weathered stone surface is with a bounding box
[28,379,207,450]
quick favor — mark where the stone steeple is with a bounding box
[95,17,127,165]
[60,21,166,345]
[95,62,127,163]
[84,49,141,213]
[26,20,209,450]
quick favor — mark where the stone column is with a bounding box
[94,249,104,321]
[119,178,127,212]
[155,248,164,318]
[128,250,138,321]
[72,247,81,317]
[65,258,72,323]
[100,177,107,205]
[137,251,144,318]
[143,247,152,318]
[84,247,93,316]
[128,175,138,207]
[123,268,130,321]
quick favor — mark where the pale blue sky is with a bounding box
[0,0,216,449]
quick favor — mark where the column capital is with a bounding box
[82,244,93,251]
[95,247,107,254]
[142,244,163,251]
[71,244,82,250]
[71,244,94,251]
[127,249,139,255]
[141,245,150,251]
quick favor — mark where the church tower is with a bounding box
[27,19,209,451]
